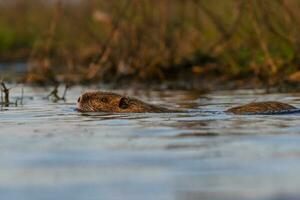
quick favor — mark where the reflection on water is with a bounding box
[0,86,300,200]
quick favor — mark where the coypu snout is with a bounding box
[77,91,170,113]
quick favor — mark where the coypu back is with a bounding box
[226,101,300,115]
[77,91,172,113]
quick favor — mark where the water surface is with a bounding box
[1,86,300,200]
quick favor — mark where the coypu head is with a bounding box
[77,91,169,113]
[226,101,298,115]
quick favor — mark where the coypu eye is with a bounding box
[77,97,81,103]
[119,97,130,109]
[100,97,108,103]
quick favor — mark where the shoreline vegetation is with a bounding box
[1,0,300,91]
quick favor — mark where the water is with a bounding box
[1,86,300,200]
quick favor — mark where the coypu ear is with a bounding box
[119,97,130,109]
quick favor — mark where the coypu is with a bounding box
[77,91,300,115]
[77,91,171,113]
[225,101,300,115]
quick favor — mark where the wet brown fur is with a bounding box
[77,91,298,114]
[225,101,297,114]
[77,91,171,113]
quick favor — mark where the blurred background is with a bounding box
[1,0,300,89]
[2,2,300,200]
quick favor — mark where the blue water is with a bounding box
[0,86,300,200]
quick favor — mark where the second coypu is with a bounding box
[225,101,300,115]
[77,91,300,114]
[77,91,171,113]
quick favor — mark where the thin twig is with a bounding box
[47,84,68,102]
[20,87,24,105]
[0,85,3,104]
[0,81,10,106]
[47,85,60,101]
[61,84,69,100]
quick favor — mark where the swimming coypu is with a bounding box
[77,91,171,113]
[225,101,300,115]
[77,91,300,114]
